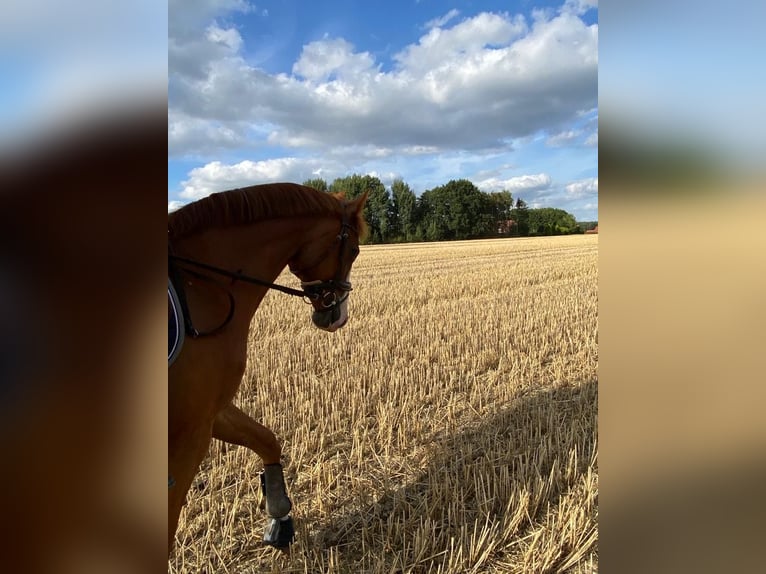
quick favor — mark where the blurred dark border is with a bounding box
[0,101,168,572]
[599,2,766,572]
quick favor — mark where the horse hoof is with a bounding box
[263,516,295,550]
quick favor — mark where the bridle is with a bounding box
[292,219,357,311]
[168,216,358,338]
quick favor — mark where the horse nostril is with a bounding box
[311,310,332,329]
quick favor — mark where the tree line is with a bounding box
[303,174,591,244]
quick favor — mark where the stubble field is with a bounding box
[170,235,598,573]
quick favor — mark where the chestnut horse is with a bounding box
[168,183,368,554]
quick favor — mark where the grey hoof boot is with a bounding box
[260,463,294,549]
[263,515,295,549]
[260,463,293,518]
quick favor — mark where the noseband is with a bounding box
[295,220,357,312]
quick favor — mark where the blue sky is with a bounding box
[169,0,598,220]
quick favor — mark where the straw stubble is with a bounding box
[171,235,598,573]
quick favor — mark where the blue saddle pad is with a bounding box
[168,278,184,366]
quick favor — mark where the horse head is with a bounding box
[288,192,368,332]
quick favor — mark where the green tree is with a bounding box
[390,179,417,242]
[425,219,441,242]
[487,190,513,235]
[330,174,391,243]
[577,221,598,233]
[414,191,438,240]
[527,207,579,236]
[302,178,328,192]
[510,198,529,236]
[416,188,447,241]
[418,179,494,241]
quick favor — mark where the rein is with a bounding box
[169,254,309,299]
[168,218,357,339]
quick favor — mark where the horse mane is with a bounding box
[168,183,357,239]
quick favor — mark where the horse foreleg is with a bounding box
[212,402,282,465]
[212,403,294,548]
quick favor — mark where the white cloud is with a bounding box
[565,177,598,198]
[168,200,185,212]
[424,9,461,30]
[547,130,582,146]
[168,1,598,217]
[293,38,376,82]
[395,12,528,75]
[478,173,552,192]
[266,130,322,148]
[402,145,441,155]
[169,8,597,156]
[365,170,402,186]
[205,24,243,53]
[179,158,339,199]
[563,0,598,15]
[169,0,253,34]
[168,109,252,157]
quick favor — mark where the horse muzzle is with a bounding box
[311,302,348,332]
[302,279,351,332]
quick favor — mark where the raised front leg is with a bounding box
[212,403,281,464]
[212,403,294,548]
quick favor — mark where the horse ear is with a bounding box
[349,191,368,213]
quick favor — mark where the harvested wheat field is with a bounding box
[170,235,598,573]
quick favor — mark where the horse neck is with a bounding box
[171,216,329,321]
